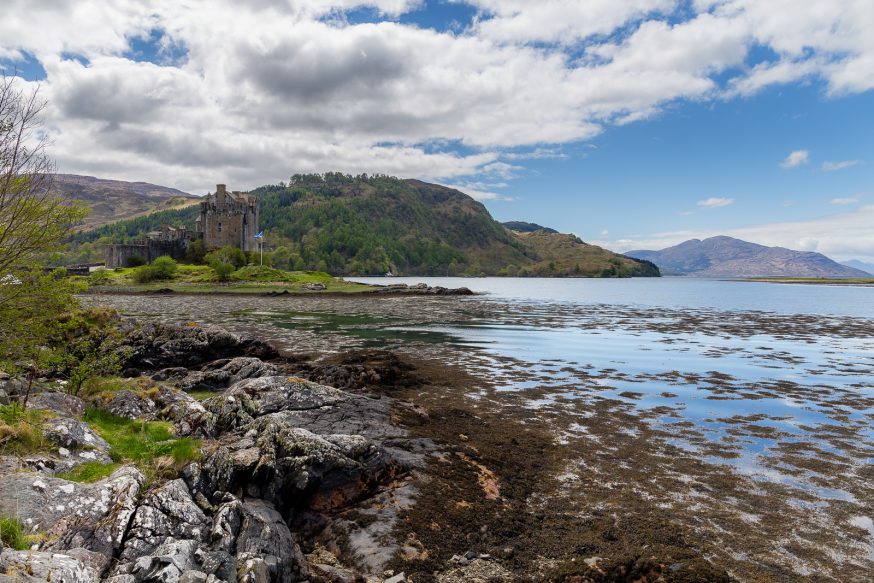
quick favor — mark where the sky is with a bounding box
[1,0,872,261]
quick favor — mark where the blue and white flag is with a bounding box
[254,231,264,239]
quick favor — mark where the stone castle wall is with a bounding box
[104,183,259,268]
[104,239,190,268]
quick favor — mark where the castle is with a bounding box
[104,184,259,268]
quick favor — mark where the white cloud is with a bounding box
[697,197,735,208]
[781,150,810,169]
[822,159,862,172]
[0,1,872,191]
[596,204,874,263]
[830,194,862,205]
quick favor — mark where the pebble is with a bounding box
[384,573,405,583]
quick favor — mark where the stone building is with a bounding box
[196,184,260,252]
[105,183,259,268]
[104,226,194,268]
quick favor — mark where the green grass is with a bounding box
[83,408,200,480]
[187,390,219,401]
[0,516,35,550]
[82,264,374,294]
[57,461,121,483]
[0,404,48,456]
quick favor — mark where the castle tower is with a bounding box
[197,183,259,252]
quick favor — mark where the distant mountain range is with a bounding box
[840,259,874,276]
[626,236,869,278]
[52,174,200,230]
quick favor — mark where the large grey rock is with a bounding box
[44,416,110,452]
[0,466,143,536]
[26,392,86,418]
[0,549,98,583]
[93,389,158,420]
[211,496,308,583]
[118,479,209,562]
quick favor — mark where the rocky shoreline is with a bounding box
[87,283,476,298]
[0,317,734,583]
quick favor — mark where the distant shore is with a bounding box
[745,276,874,286]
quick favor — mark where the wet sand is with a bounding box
[84,293,874,582]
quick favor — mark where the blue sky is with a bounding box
[1,0,872,259]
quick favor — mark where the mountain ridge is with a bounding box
[66,173,659,278]
[627,236,867,278]
[52,174,200,230]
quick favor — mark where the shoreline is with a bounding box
[742,277,874,286]
[82,283,477,298]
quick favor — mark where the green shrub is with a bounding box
[204,245,246,270]
[132,256,177,284]
[132,265,158,283]
[209,261,235,282]
[151,256,178,278]
[89,269,111,286]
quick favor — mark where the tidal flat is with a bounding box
[86,284,874,582]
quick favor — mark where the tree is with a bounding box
[0,76,86,281]
[0,76,86,401]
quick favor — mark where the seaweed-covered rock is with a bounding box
[187,415,405,515]
[124,322,279,370]
[174,357,283,393]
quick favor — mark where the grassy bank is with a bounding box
[84,264,376,295]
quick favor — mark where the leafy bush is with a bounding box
[51,309,127,396]
[151,256,178,278]
[204,245,247,269]
[132,256,178,284]
[89,269,111,286]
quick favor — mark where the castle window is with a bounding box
[218,222,223,233]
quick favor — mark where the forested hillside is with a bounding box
[65,173,659,277]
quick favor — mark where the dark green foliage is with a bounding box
[252,174,526,275]
[132,256,178,283]
[70,205,200,245]
[125,255,146,267]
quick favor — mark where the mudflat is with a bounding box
[86,292,874,582]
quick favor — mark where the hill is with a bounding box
[52,174,200,230]
[66,173,658,277]
[627,236,868,277]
